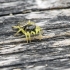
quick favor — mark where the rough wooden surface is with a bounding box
[0,0,70,16]
[0,0,70,70]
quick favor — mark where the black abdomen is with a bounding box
[23,25,36,32]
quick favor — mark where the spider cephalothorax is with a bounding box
[12,20,42,43]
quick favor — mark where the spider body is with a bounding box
[12,20,42,43]
[24,24,36,32]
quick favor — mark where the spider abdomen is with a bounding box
[24,25,36,32]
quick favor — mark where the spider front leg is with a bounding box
[14,30,21,36]
[25,32,31,43]
[27,32,31,43]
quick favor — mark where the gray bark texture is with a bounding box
[0,0,70,70]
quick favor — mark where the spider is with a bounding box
[12,20,42,43]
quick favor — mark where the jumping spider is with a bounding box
[12,20,42,43]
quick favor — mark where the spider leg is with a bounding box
[22,29,28,43]
[30,31,35,40]
[31,31,35,35]
[31,31,35,38]
[14,30,21,36]
[35,27,42,40]
[27,20,35,25]
[28,32,31,43]
[27,32,31,43]
[35,28,39,35]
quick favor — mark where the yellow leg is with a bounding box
[35,28,42,40]
[27,32,31,43]
[31,31,35,35]
[21,30,29,43]
[30,31,36,40]
[35,26,42,40]
[35,29,38,35]
[14,30,21,36]
[35,26,40,35]
[29,34,31,43]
